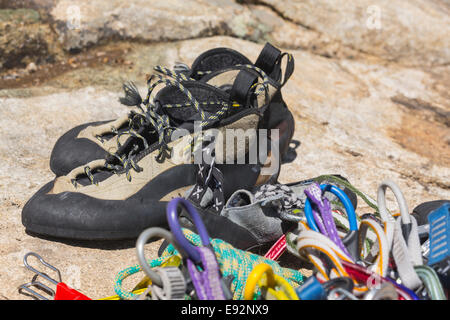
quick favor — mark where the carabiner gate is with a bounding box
[244,263,299,300]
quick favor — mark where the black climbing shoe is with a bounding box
[49,43,293,176]
[22,46,296,240]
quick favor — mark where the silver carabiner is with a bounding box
[136,227,178,287]
[18,278,55,300]
[421,239,430,259]
[327,287,358,300]
[136,227,187,300]
[363,283,398,300]
[18,252,62,300]
[23,252,62,285]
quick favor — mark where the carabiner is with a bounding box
[341,260,420,300]
[304,184,358,232]
[19,252,91,300]
[414,265,446,300]
[295,277,355,300]
[294,276,327,300]
[167,197,211,264]
[322,277,354,294]
[166,197,232,300]
[358,217,390,277]
[243,263,299,300]
[136,227,185,288]
[377,180,423,290]
[327,287,358,300]
[18,279,55,300]
[112,254,183,300]
[304,184,359,260]
[23,252,62,286]
[377,179,410,245]
[363,282,400,300]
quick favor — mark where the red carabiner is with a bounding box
[55,282,91,300]
[341,260,420,300]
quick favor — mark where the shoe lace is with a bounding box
[187,140,226,213]
[73,77,186,186]
[190,63,271,102]
[254,184,305,222]
[74,63,271,187]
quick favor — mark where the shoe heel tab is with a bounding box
[229,69,259,106]
[255,42,282,76]
[255,42,295,86]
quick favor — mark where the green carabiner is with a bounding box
[414,265,446,300]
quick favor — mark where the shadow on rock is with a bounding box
[281,139,301,164]
[24,230,144,250]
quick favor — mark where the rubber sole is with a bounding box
[412,200,450,226]
[23,108,296,241]
[23,222,147,241]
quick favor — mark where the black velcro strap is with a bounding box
[255,42,281,75]
[230,70,258,105]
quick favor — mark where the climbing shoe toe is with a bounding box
[50,120,112,176]
[22,179,170,240]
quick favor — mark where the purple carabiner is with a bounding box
[166,197,211,264]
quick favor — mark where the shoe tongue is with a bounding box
[155,80,231,126]
[102,81,232,166]
[74,168,114,187]
[189,48,252,79]
[98,78,240,178]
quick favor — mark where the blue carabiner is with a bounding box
[304,184,357,232]
[166,197,211,264]
[304,184,359,260]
